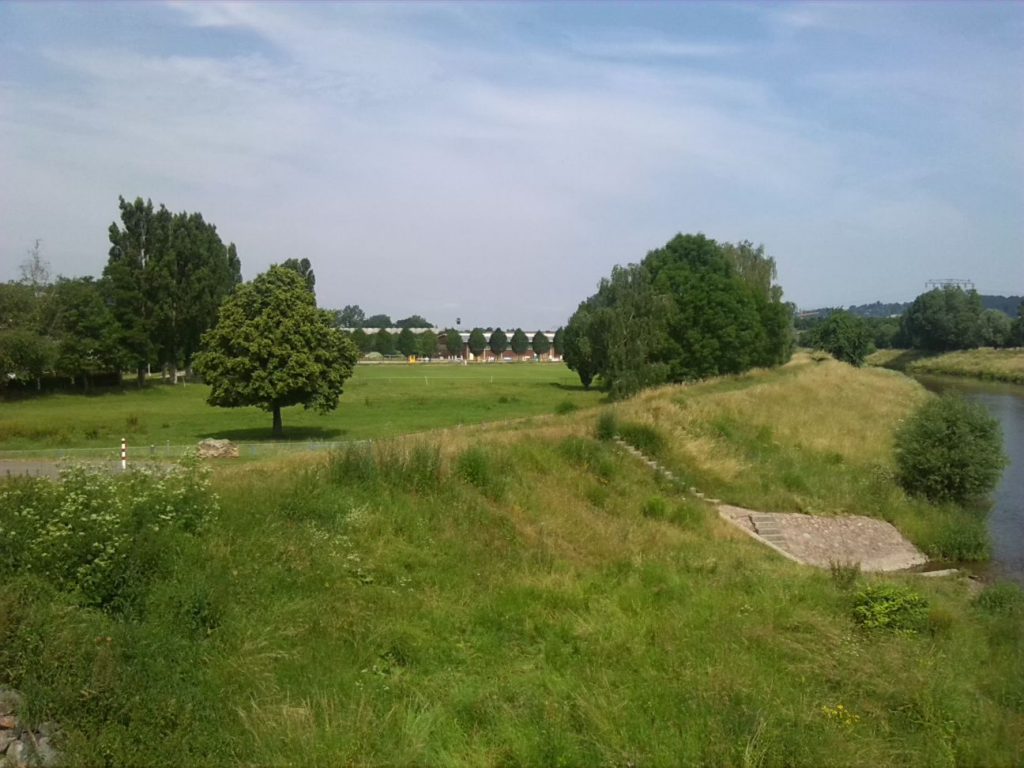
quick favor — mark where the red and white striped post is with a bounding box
[120,437,127,471]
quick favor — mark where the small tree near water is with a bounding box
[193,266,358,437]
[810,311,870,366]
[894,395,1007,504]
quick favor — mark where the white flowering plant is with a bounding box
[0,453,217,610]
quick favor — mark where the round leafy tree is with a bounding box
[552,327,565,357]
[510,328,530,358]
[531,330,551,357]
[193,266,359,436]
[488,328,509,356]
[812,310,870,366]
[374,329,395,355]
[467,328,487,358]
[444,328,463,358]
[894,395,1007,503]
[397,327,418,357]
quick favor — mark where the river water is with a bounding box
[912,374,1024,585]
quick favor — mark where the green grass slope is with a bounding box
[868,347,1024,385]
[1,359,1022,766]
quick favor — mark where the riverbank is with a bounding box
[868,347,1024,384]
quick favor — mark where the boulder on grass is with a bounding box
[197,438,240,459]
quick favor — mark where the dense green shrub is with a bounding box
[852,584,929,632]
[894,395,1007,503]
[0,456,216,610]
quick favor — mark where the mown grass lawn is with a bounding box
[0,362,601,454]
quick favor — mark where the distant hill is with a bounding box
[800,295,1022,319]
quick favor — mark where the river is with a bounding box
[912,373,1024,585]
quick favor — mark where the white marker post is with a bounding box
[120,437,127,471]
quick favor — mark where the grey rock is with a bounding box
[33,736,60,768]
[35,723,59,738]
[4,739,26,767]
[0,732,16,753]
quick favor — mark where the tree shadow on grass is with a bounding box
[876,350,929,371]
[201,426,348,443]
[548,382,592,393]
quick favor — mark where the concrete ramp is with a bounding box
[718,504,927,572]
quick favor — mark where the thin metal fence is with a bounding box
[0,439,358,463]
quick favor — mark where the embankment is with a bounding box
[869,347,1024,384]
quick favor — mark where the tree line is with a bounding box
[562,233,794,397]
[343,326,564,359]
[802,287,1024,366]
[802,294,1023,320]
[0,198,242,391]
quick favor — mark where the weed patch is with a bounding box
[558,437,616,480]
[829,561,861,591]
[456,445,514,500]
[595,410,618,441]
[974,583,1024,616]
[0,457,215,612]
[327,441,443,494]
[852,584,929,633]
[618,421,666,457]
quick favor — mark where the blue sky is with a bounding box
[1,1,1021,327]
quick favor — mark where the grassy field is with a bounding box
[0,363,602,455]
[868,347,1024,384]
[2,354,1022,766]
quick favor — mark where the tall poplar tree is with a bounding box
[105,197,242,384]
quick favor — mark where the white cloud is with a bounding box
[0,1,1020,323]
